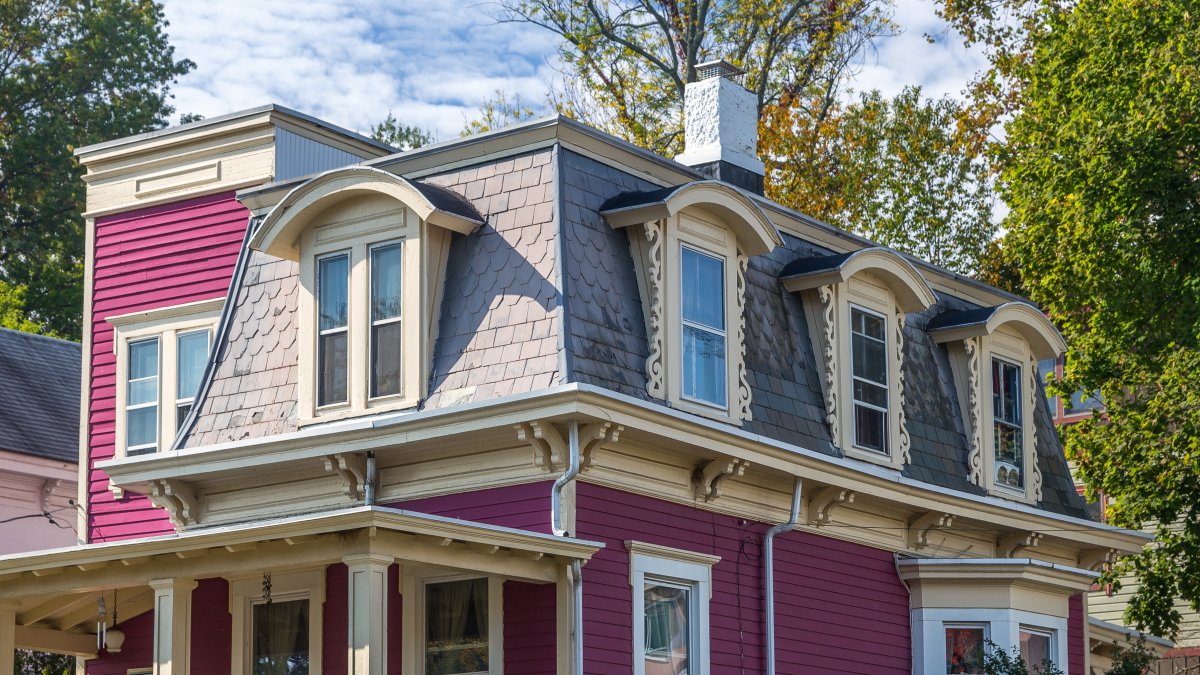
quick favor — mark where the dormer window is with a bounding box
[251,167,484,424]
[601,180,783,424]
[781,247,938,469]
[929,302,1068,503]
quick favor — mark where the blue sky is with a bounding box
[160,0,987,142]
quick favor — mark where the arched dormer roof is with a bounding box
[927,302,1067,360]
[778,247,938,313]
[251,166,485,261]
[600,180,783,256]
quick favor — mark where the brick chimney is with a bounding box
[675,60,765,195]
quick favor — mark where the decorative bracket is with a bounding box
[108,479,124,501]
[693,457,750,502]
[908,511,955,550]
[323,453,368,501]
[997,531,1042,558]
[148,479,200,527]
[515,421,568,472]
[808,486,856,526]
[579,422,622,471]
[1078,548,1117,572]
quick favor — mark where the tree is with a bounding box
[460,90,538,137]
[370,112,434,151]
[14,650,72,675]
[764,86,996,274]
[999,0,1200,639]
[0,0,194,338]
[981,641,1063,675]
[497,0,893,156]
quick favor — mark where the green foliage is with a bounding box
[998,0,1200,639]
[497,0,893,156]
[370,112,434,151]
[14,650,73,675]
[0,0,194,339]
[982,641,1063,675]
[765,86,995,274]
[460,90,538,137]
[1103,637,1156,675]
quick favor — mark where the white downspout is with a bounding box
[764,476,803,675]
[552,421,583,675]
[364,451,377,506]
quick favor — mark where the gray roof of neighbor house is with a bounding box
[176,124,1089,520]
[0,328,80,463]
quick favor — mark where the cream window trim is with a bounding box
[803,274,912,470]
[109,299,222,460]
[401,569,505,675]
[632,210,751,424]
[229,567,325,675]
[912,607,1066,674]
[628,540,717,675]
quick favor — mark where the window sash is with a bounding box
[850,306,889,454]
[945,624,987,674]
[991,358,1025,490]
[424,577,490,675]
[175,328,209,432]
[643,578,692,669]
[251,597,311,675]
[680,245,727,408]
[317,252,350,407]
[126,337,160,454]
[370,242,403,400]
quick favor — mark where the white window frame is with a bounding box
[848,303,891,456]
[402,571,504,675]
[109,298,222,460]
[315,249,352,409]
[229,568,324,675]
[678,243,729,410]
[981,328,1040,503]
[628,541,719,675]
[913,608,1066,674]
[368,240,405,401]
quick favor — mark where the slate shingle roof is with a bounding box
[0,328,80,462]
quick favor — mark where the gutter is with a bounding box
[552,421,584,675]
[763,476,802,675]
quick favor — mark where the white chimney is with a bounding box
[675,60,765,194]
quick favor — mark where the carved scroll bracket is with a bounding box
[908,511,955,550]
[323,453,368,501]
[693,457,750,502]
[1028,355,1044,502]
[735,251,752,422]
[643,220,666,398]
[516,421,568,472]
[965,336,984,487]
[895,310,911,466]
[808,486,856,526]
[579,422,623,471]
[816,285,840,442]
[148,479,200,527]
[1078,548,1117,572]
[998,531,1043,558]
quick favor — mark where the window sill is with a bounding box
[671,397,738,426]
[299,398,420,427]
[843,446,902,470]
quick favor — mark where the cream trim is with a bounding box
[106,298,224,328]
[230,568,324,674]
[78,218,96,543]
[625,541,721,570]
[402,571,505,675]
[930,302,1067,360]
[629,541,714,675]
[782,247,937,314]
[253,166,482,261]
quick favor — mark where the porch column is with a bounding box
[0,601,16,675]
[344,554,393,675]
[149,577,196,675]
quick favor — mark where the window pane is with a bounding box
[852,333,887,385]
[128,379,158,407]
[994,423,1024,488]
[426,578,489,675]
[682,324,726,406]
[177,330,209,400]
[127,406,157,451]
[945,627,984,674]
[129,338,159,381]
[252,599,309,675]
[318,332,348,406]
[853,308,886,341]
[992,359,1025,489]
[854,404,887,454]
[318,254,349,331]
[176,402,192,431]
[644,583,690,674]
[1020,630,1052,670]
[371,321,403,398]
[371,243,403,321]
[681,247,724,330]
[853,380,888,409]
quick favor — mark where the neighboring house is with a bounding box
[0,71,1153,675]
[1040,359,1198,671]
[0,328,80,555]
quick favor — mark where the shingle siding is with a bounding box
[0,328,80,461]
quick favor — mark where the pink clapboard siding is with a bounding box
[1069,593,1085,675]
[504,580,557,674]
[86,609,153,674]
[575,481,911,674]
[387,481,553,534]
[88,192,246,543]
[190,577,232,671]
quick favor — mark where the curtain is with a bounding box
[252,599,309,675]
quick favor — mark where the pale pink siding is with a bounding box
[575,482,910,674]
[387,481,553,534]
[87,192,246,542]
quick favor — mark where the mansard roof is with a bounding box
[927,302,1067,360]
[0,328,80,462]
[172,122,1087,520]
[778,247,939,313]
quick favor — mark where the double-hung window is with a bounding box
[317,253,350,407]
[175,329,209,428]
[369,242,403,399]
[680,246,727,408]
[404,573,501,675]
[231,569,323,674]
[252,598,311,674]
[945,624,986,674]
[992,358,1024,490]
[126,338,160,455]
[630,541,717,675]
[850,306,889,455]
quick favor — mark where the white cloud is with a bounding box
[160,0,985,142]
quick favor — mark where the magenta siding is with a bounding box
[504,580,557,674]
[191,577,232,671]
[575,482,910,674]
[1068,593,1084,675]
[87,191,247,543]
[324,563,349,675]
[387,481,553,534]
[86,610,153,674]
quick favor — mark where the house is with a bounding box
[0,68,1152,674]
[0,328,80,555]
